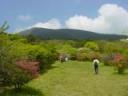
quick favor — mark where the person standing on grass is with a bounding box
[93,58,99,74]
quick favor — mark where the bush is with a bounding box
[85,41,99,51]
[0,36,34,90]
[76,47,101,61]
[56,44,77,60]
[16,59,40,77]
[27,45,57,69]
[102,54,115,66]
[76,52,87,61]
[113,53,126,74]
[0,55,32,90]
[10,67,32,90]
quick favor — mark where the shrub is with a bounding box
[16,59,40,77]
[84,41,99,51]
[27,45,57,69]
[76,52,87,61]
[113,53,125,74]
[102,54,115,66]
[0,56,33,90]
[56,44,77,60]
[0,36,34,90]
[10,67,32,90]
[76,47,101,61]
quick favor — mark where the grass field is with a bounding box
[1,61,128,96]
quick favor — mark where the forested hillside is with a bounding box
[20,28,128,40]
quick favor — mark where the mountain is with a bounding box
[20,28,128,40]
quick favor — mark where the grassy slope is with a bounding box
[28,61,128,96]
[2,61,128,96]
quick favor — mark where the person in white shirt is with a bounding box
[65,57,68,62]
[93,58,99,74]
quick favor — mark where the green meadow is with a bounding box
[2,61,128,96]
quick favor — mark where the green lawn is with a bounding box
[2,61,128,96]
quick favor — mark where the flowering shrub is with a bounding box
[16,59,40,77]
[113,53,125,74]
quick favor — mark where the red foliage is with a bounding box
[114,53,123,63]
[16,59,40,78]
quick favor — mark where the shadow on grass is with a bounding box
[112,71,128,76]
[0,86,44,96]
[40,61,64,74]
[40,65,58,74]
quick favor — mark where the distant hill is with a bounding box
[20,28,128,40]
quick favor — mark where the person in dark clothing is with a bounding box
[93,58,99,74]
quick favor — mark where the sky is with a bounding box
[0,0,128,35]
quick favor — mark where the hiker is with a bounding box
[93,58,99,74]
[65,56,68,62]
[59,55,64,63]
[59,55,66,63]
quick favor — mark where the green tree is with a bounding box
[57,44,77,60]
[0,34,32,90]
[0,21,9,33]
[85,41,99,51]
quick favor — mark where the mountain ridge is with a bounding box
[20,28,128,40]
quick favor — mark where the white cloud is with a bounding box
[20,4,128,35]
[29,19,61,29]
[18,15,32,21]
[65,4,128,35]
